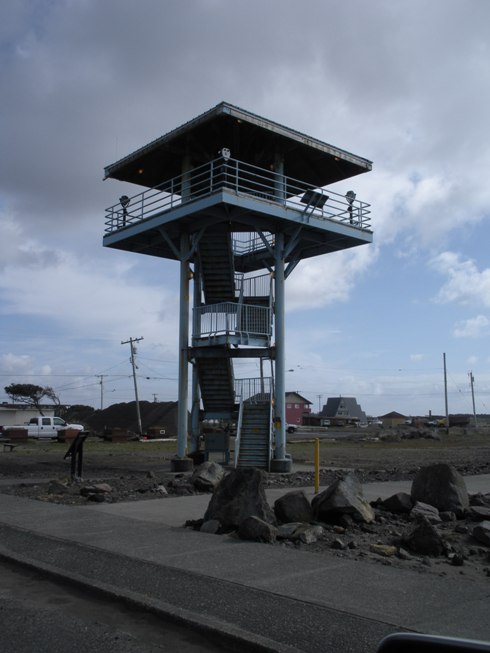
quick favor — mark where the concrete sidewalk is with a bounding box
[0,474,489,652]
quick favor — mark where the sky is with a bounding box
[1,0,490,418]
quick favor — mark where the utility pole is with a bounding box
[469,371,477,429]
[96,375,105,410]
[443,352,449,434]
[121,337,144,436]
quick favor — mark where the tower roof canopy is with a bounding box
[104,102,372,189]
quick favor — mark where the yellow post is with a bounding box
[314,438,320,494]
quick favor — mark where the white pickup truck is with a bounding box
[1,416,85,440]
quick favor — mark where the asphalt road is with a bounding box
[0,559,243,653]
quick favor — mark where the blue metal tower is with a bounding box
[103,102,372,472]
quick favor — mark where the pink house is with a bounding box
[286,391,312,425]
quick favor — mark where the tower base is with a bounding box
[269,458,293,473]
[170,457,194,472]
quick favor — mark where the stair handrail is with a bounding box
[234,394,244,468]
[268,392,274,472]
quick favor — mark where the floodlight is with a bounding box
[345,190,356,224]
[119,195,130,209]
[345,190,356,205]
[301,189,328,210]
[219,147,231,160]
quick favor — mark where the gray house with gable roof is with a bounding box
[319,396,366,425]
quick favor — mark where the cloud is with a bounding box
[453,315,490,338]
[431,252,490,307]
[286,245,378,311]
[0,219,180,345]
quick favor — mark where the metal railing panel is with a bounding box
[234,272,272,299]
[193,302,272,340]
[105,156,371,234]
[234,377,273,404]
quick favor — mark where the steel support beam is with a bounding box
[272,232,288,468]
[190,260,201,453]
[172,232,193,471]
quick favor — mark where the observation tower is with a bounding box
[103,102,372,472]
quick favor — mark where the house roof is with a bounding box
[285,391,312,405]
[379,411,406,419]
[320,397,366,420]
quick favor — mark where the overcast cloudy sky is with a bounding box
[1,0,490,417]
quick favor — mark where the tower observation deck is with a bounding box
[103,102,372,472]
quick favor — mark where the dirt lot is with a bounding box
[1,428,489,583]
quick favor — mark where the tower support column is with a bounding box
[171,232,193,471]
[270,231,292,473]
[190,260,202,454]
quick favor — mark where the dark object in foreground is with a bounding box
[64,433,89,479]
[377,633,490,653]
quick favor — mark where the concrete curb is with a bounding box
[0,523,309,653]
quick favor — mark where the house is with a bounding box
[320,396,366,426]
[285,392,312,425]
[0,404,55,426]
[378,411,406,428]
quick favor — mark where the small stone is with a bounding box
[369,543,397,557]
[200,519,221,534]
[87,493,105,503]
[331,538,347,550]
[448,553,465,566]
[397,547,413,560]
[440,511,456,522]
[93,483,112,493]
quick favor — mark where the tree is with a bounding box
[4,383,60,416]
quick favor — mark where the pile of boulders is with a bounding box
[186,463,490,573]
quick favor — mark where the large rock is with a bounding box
[237,516,277,543]
[276,523,324,544]
[311,473,375,524]
[381,492,413,514]
[410,501,441,524]
[402,516,447,556]
[274,490,312,524]
[472,521,490,547]
[191,461,225,491]
[411,464,469,515]
[203,468,275,529]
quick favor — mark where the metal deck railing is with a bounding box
[192,302,272,342]
[234,377,273,404]
[234,271,272,299]
[105,156,371,233]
